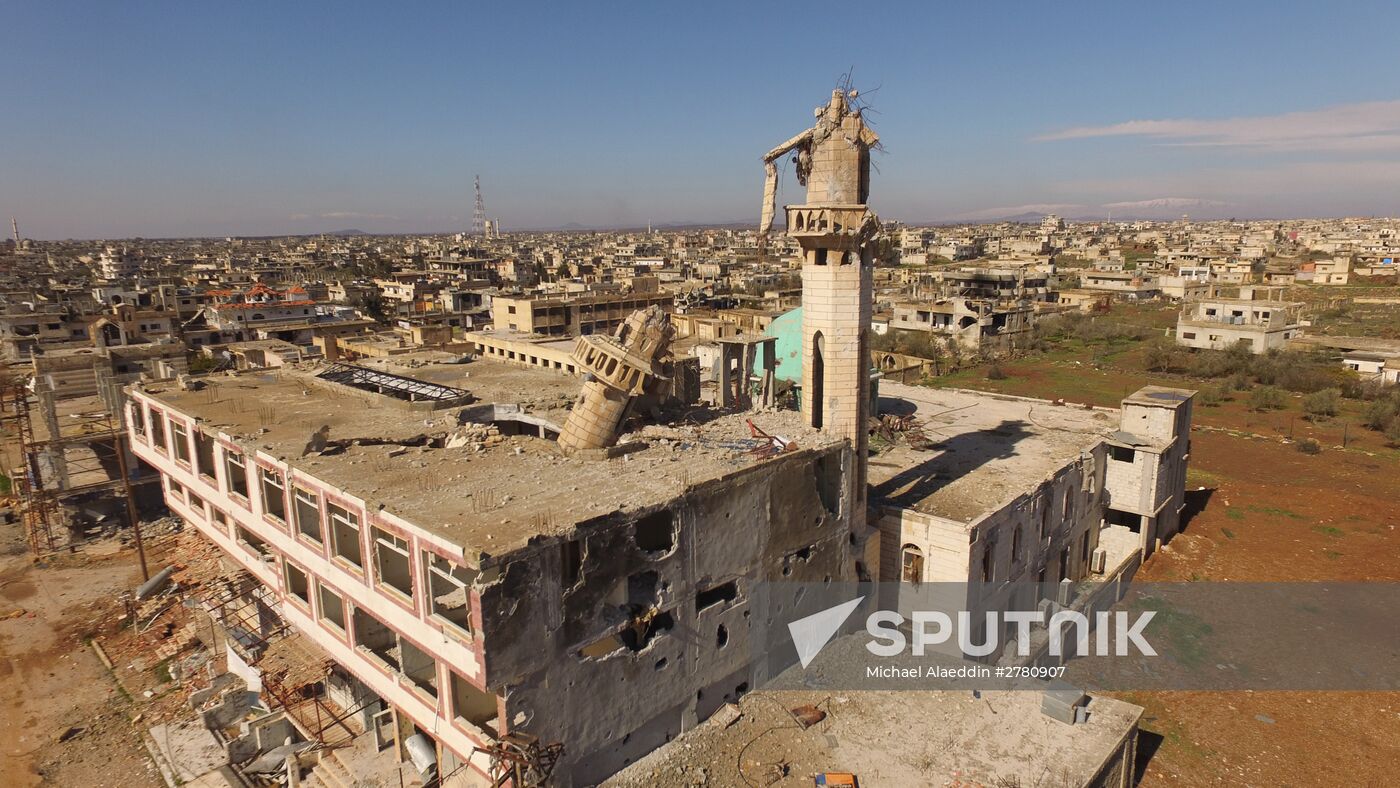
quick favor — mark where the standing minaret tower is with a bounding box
[761,89,880,508]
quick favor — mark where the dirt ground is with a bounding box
[1116,429,1400,786]
[0,525,162,788]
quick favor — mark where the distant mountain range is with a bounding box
[534,219,753,232]
[935,198,1241,225]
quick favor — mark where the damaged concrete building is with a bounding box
[126,350,863,784]
[870,381,1193,661]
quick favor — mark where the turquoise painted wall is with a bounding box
[758,307,803,383]
[752,305,880,414]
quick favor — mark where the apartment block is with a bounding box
[490,291,674,336]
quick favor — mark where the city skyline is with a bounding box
[5,0,1400,239]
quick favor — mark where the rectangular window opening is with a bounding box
[294,487,322,543]
[285,562,310,605]
[450,672,499,736]
[236,524,272,559]
[330,504,363,569]
[352,607,398,669]
[425,552,477,636]
[317,583,346,631]
[373,526,413,599]
[195,431,216,482]
[150,412,166,450]
[225,451,249,498]
[171,422,190,464]
[399,638,438,700]
[260,467,287,521]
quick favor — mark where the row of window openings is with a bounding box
[146,413,478,639]
[901,528,1092,588]
[483,344,575,373]
[268,479,477,636]
[292,570,497,734]
[146,411,483,649]
[214,481,477,642]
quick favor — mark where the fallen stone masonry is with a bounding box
[444,422,506,451]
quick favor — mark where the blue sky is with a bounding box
[4,1,1400,239]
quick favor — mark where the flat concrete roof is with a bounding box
[138,357,838,563]
[468,329,577,351]
[1121,385,1194,409]
[869,382,1114,523]
[607,688,1142,787]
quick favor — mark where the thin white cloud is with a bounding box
[1035,100,1400,153]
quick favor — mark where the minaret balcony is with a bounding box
[570,335,661,394]
[784,205,871,250]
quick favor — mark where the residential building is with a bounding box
[1175,290,1304,353]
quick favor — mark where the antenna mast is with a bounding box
[473,175,486,238]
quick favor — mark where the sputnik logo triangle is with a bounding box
[788,595,865,669]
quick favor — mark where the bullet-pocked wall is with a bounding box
[472,442,858,786]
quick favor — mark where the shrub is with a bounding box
[1296,438,1322,455]
[1363,398,1400,431]
[1249,385,1287,411]
[1196,385,1229,407]
[187,353,220,374]
[986,364,1008,380]
[1143,340,1177,373]
[1386,418,1400,447]
[1302,388,1341,420]
[1188,347,1251,379]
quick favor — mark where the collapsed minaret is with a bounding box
[557,306,676,452]
[761,88,880,507]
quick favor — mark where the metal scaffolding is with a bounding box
[2,381,58,556]
[1,366,149,567]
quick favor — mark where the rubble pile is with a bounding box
[444,422,507,451]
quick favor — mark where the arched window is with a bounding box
[901,544,924,586]
[810,331,824,430]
